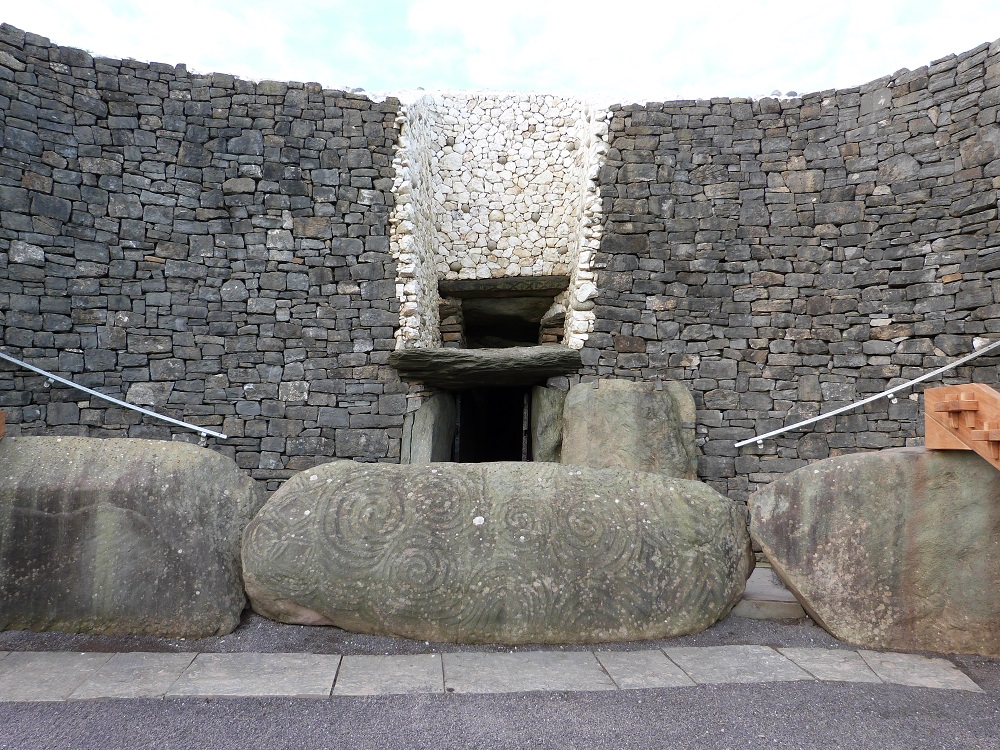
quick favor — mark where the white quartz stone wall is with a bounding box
[390,97,441,349]
[389,93,609,350]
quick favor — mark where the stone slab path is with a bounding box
[0,645,982,701]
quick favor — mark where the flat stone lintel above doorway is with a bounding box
[438,276,571,298]
[388,345,581,388]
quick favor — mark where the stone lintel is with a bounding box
[438,276,571,298]
[388,345,581,388]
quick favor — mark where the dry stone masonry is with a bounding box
[1,23,999,498]
[0,24,404,491]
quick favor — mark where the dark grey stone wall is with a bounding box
[586,41,1000,500]
[0,25,404,491]
[3,23,999,500]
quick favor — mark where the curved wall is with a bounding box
[1,22,998,498]
[586,42,1000,498]
[0,24,404,490]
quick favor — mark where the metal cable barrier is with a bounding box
[0,349,227,440]
[734,338,1000,448]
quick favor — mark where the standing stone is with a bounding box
[243,461,753,644]
[401,393,456,463]
[750,448,1000,656]
[0,437,264,638]
[560,379,698,478]
[530,386,565,462]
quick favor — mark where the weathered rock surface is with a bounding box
[388,346,581,388]
[530,386,565,462]
[401,393,456,463]
[243,461,752,644]
[560,379,698,478]
[750,447,1000,656]
[0,437,264,638]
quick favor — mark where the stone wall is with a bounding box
[584,42,1000,500]
[2,22,999,500]
[0,24,404,491]
[389,93,607,349]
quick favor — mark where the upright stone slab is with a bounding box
[401,393,456,463]
[750,448,1000,656]
[530,386,565,462]
[0,437,264,637]
[243,461,753,644]
[560,379,698,478]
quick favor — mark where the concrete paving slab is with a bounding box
[859,650,983,693]
[595,649,696,689]
[663,645,814,684]
[333,654,443,696]
[69,652,197,700]
[0,652,113,702]
[443,651,617,694]
[166,653,341,698]
[779,648,882,683]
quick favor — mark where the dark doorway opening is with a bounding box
[454,386,531,462]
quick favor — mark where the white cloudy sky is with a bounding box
[5,1,1000,102]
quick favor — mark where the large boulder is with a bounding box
[560,379,698,478]
[750,447,1000,656]
[0,437,264,637]
[243,461,752,644]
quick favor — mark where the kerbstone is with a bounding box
[0,437,264,638]
[778,648,881,683]
[663,646,813,685]
[595,650,696,689]
[334,655,443,696]
[0,652,112,702]
[750,448,1000,656]
[69,652,197,700]
[243,461,753,644]
[858,651,983,692]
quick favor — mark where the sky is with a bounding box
[5,1,1000,103]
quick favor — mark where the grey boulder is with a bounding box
[243,460,752,644]
[0,437,264,637]
[560,379,698,478]
[750,447,1000,656]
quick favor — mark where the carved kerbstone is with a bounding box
[243,461,753,644]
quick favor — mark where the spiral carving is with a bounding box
[242,461,752,644]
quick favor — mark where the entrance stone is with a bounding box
[750,447,1000,656]
[243,461,753,644]
[0,436,264,637]
[560,379,698,478]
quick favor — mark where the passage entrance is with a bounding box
[454,386,531,462]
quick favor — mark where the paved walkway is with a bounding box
[0,645,982,701]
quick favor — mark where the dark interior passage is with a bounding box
[454,387,531,462]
